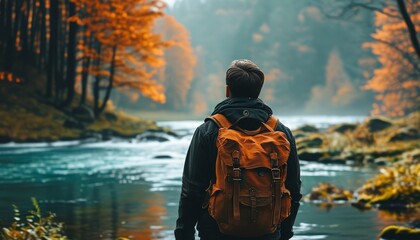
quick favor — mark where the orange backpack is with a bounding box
[204,113,292,237]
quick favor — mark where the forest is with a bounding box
[0,0,419,240]
[0,0,418,118]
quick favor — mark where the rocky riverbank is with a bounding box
[0,75,172,143]
[294,113,419,166]
[300,113,419,240]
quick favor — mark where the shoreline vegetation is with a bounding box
[299,112,419,240]
[0,73,173,144]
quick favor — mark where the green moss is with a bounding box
[379,225,420,240]
[354,163,420,209]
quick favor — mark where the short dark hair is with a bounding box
[226,59,264,98]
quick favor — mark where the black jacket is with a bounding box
[175,98,302,240]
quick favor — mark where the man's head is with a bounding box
[225,59,264,98]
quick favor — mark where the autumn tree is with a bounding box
[319,0,420,116]
[71,0,169,117]
[157,15,196,110]
[363,1,420,116]
[1,0,170,118]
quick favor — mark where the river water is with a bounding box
[0,117,407,240]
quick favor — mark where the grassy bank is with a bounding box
[0,72,170,143]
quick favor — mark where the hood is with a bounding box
[210,98,273,123]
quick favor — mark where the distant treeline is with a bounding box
[154,0,418,116]
[0,0,169,117]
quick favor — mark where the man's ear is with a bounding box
[226,85,230,98]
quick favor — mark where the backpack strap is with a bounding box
[207,114,233,128]
[266,115,279,130]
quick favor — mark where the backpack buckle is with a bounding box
[233,167,242,181]
[271,168,281,182]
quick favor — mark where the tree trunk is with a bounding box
[3,0,14,73]
[97,45,117,115]
[39,0,47,68]
[93,43,102,118]
[63,0,78,107]
[396,0,420,60]
[47,0,59,98]
[80,33,93,106]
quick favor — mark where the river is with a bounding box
[0,117,407,240]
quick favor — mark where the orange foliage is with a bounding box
[158,15,197,109]
[363,1,420,116]
[72,0,169,103]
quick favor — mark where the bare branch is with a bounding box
[319,0,400,20]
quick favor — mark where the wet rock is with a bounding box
[379,225,420,240]
[402,149,420,163]
[297,135,323,148]
[304,182,353,204]
[298,149,327,161]
[363,155,375,165]
[366,117,392,132]
[374,158,389,166]
[328,123,358,133]
[388,127,419,142]
[295,125,319,133]
[153,155,172,159]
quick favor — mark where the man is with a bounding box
[175,59,301,240]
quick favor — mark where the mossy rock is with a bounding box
[298,148,329,161]
[379,225,420,240]
[304,182,353,203]
[295,124,319,133]
[365,117,393,132]
[353,163,420,210]
[297,135,323,148]
[388,127,419,142]
[328,123,358,133]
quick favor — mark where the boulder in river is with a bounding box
[365,117,393,132]
[327,123,358,133]
[304,183,353,209]
[295,124,319,133]
[379,225,420,240]
[387,127,419,142]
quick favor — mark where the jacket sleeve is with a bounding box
[175,125,212,240]
[279,126,302,240]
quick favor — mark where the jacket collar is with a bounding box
[211,98,273,123]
